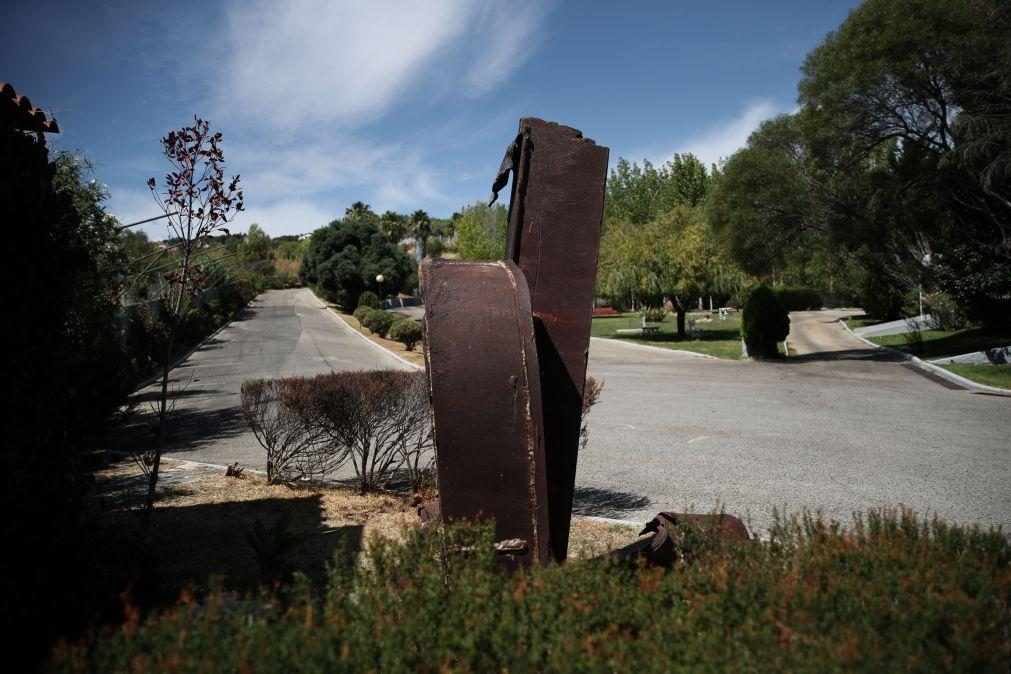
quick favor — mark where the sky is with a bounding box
[3,0,861,238]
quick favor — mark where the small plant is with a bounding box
[352,305,372,323]
[224,462,244,478]
[357,291,380,309]
[389,318,422,350]
[741,284,790,358]
[580,376,604,451]
[903,318,925,355]
[361,309,396,337]
[639,306,668,323]
[245,512,301,578]
[926,292,968,331]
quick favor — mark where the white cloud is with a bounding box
[107,186,164,236]
[231,198,335,237]
[215,0,546,129]
[673,100,788,168]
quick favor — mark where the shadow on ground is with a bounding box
[104,405,248,455]
[774,348,908,364]
[572,485,651,518]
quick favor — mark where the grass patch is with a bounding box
[53,509,1010,672]
[938,364,1011,390]
[842,314,882,330]
[591,312,743,359]
[869,326,1011,360]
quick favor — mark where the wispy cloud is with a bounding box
[673,100,788,167]
[461,2,549,96]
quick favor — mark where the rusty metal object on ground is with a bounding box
[620,512,751,567]
[420,259,550,566]
[500,118,609,562]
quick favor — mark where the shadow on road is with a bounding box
[105,405,248,456]
[572,485,651,518]
[773,348,907,364]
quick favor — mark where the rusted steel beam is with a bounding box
[498,118,609,562]
[617,512,751,567]
[420,259,550,567]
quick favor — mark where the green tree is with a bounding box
[242,223,272,261]
[455,202,508,260]
[409,210,432,262]
[605,154,710,225]
[345,201,375,222]
[301,218,415,309]
[379,210,408,243]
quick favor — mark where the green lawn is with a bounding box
[842,315,881,330]
[591,312,743,360]
[868,326,1011,360]
[938,364,1011,390]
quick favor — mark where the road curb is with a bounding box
[317,299,423,371]
[838,318,1011,397]
[589,336,720,360]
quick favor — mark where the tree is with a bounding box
[454,201,507,260]
[409,209,432,263]
[301,217,415,309]
[598,205,743,335]
[605,155,710,225]
[145,117,244,526]
[796,0,1011,326]
[379,210,408,243]
[345,201,375,222]
[242,223,272,261]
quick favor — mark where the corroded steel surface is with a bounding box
[420,259,550,566]
[621,512,751,567]
[502,117,609,562]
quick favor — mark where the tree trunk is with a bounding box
[672,297,687,338]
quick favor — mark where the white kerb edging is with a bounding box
[319,301,422,371]
[589,336,719,359]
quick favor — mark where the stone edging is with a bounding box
[838,318,1011,397]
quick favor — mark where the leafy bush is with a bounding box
[857,268,905,321]
[741,284,790,358]
[246,513,302,579]
[580,376,604,451]
[389,318,422,350]
[357,291,380,309]
[927,292,969,331]
[54,510,1011,672]
[352,305,372,324]
[639,305,668,323]
[361,308,396,337]
[773,286,823,311]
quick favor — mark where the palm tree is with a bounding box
[345,201,374,221]
[379,210,408,243]
[410,209,432,263]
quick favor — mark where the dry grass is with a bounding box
[91,458,642,599]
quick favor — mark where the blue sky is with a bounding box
[3,0,860,237]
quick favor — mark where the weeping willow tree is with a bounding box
[597,205,747,335]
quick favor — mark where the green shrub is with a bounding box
[389,318,422,350]
[352,305,372,324]
[639,305,668,323]
[357,291,380,309]
[53,510,1011,672]
[742,284,790,358]
[361,309,396,337]
[773,287,822,311]
[927,292,968,331]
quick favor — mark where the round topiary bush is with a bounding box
[352,305,372,324]
[389,318,422,350]
[357,291,380,309]
[741,284,790,358]
[361,309,396,338]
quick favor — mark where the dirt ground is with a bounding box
[91,458,643,599]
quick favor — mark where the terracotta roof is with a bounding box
[1,81,60,133]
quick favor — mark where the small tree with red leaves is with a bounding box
[141,117,243,526]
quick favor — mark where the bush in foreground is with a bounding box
[52,509,1010,672]
[389,317,422,350]
[352,305,372,323]
[742,284,790,358]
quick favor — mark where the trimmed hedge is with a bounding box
[742,284,790,358]
[389,318,422,350]
[52,510,1011,672]
[352,305,372,323]
[360,308,396,337]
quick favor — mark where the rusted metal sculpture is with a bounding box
[422,118,608,565]
[618,512,751,567]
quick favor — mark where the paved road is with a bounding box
[786,309,871,356]
[580,333,1010,535]
[109,288,411,470]
[112,293,1009,536]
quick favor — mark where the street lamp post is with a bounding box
[376,274,385,305]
